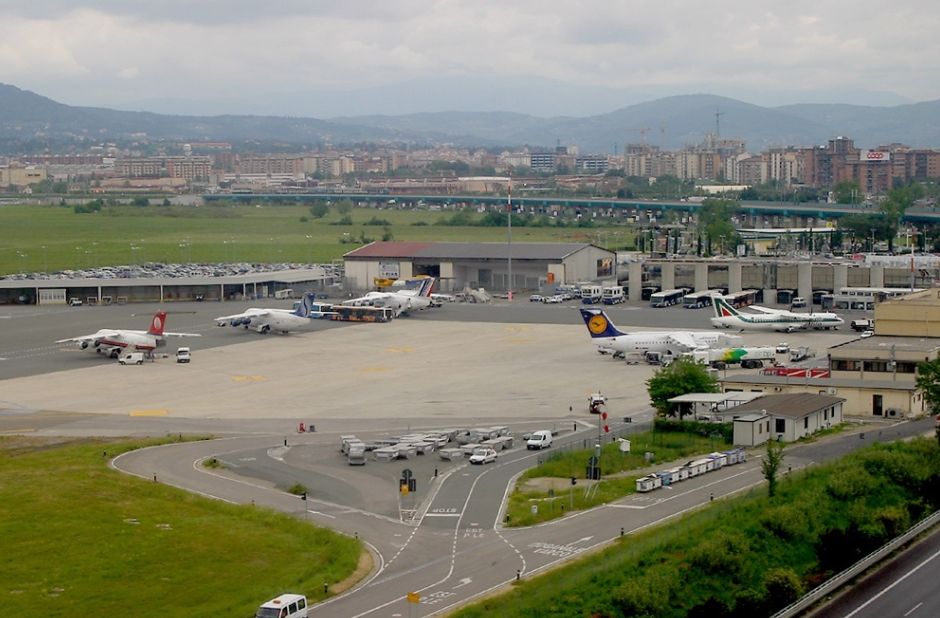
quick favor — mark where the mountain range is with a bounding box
[1,83,938,155]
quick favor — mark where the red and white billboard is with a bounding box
[861,150,890,162]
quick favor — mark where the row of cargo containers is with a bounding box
[635,448,747,493]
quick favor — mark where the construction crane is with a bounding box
[623,126,651,152]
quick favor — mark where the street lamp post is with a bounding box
[306,235,312,264]
[42,246,47,274]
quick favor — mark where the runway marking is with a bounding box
[504,326,530,332]
[385,347,415,353]
[129,410,168,417]
[357,366,391,372]
[0,428,36,433]
[231,375,266,381]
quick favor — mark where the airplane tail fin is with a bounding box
[294,292,317,317]
[147,312,168,336]
[712,296,740,319]
[579,308,627,338]
[419,277,435,297]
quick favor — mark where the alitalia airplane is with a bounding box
[710,296,844,332]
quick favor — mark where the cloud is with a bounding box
[2,1,939,111]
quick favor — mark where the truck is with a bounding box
[851,318,874,332]
[679,346,778,370]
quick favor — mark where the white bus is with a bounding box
[681,290,720,309]
[821,287,923,311]
[650,288,687,308]
[601,286,625,305]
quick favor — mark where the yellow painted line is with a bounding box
[504,326,530,332]
[232,376,266,381]
[358,367,391,372]
[384,347,415,353]
[129,410,168,417]
[0,428,36,434]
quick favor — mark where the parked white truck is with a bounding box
[679,346,778,369]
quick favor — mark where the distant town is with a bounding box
[0,133,937,202]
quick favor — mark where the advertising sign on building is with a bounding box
[379,262,400,278]
[861,150,890,162]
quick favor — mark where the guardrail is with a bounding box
[770,509,940,618]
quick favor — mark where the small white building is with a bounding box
[721,393,845,446]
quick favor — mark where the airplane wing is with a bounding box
[747,305,786,315]
[214,308,271,326]
[665,332,699,349]
[56,331,120,344]
[162,332,202,338]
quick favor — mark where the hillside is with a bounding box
[1,83,938,153]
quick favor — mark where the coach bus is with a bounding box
[650,288,688,308]
[723,289,759,309]
[682,290,721,309]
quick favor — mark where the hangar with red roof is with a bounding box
[342,241,617,293]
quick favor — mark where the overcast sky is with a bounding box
[2,1,939,116]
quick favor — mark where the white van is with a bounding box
[119,352,145,365]
[175,347,192,363]
[526,430,553,450]
[255,594,308,618]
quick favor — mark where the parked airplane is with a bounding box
[580,308,743,360]
[343,277,436,317]
[214,292,318,334]
[56,311,200,358]
[710,297,844,332]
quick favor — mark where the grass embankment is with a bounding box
[505,422,732,526]
[457,437,940,618]
[0,203,631,275]
[0,436,363,618]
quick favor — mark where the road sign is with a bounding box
[402,469,412,480]
[407,592,420,603]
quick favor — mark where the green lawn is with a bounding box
[0,203,633,275]
[0,437,363,618]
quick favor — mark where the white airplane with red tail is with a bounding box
[56,312,200,359]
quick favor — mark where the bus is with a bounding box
[682,290,720,309]
[820,287,924,312]
[650,288,687,308]
[641,286,660,301]
[724,290,759,309]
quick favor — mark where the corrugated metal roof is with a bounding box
[344,241,599,261]
[726,393,845,419]
[344,242,435,259]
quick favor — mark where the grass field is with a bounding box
[0,436,363,618]
[0,203,632,276]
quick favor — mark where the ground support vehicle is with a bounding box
[679,346,778,369]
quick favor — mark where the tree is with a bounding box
[915,355,940,417]
[879,184,924,251]
[309,202,329,219]
[335,199,353,216]
[646,357,720,418]
[832,179,862,204]
[696,198,741,256]
[761,439,785,497]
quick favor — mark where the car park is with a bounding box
[468,448,497,464]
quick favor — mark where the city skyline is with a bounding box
[2,2,939,118]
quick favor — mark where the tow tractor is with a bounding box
[589,392,607,414]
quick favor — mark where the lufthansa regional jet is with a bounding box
[710,296,844,332]
[56,311,201,358]
[579,308,742,360]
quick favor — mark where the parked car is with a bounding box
[775,342,790,354]
[119,352,145,365]
[791,297,807,308]
[529,294,545,302]
[860,329,874,338]
[469,448,497,465]
[543,295,564,304]
[176,347,192,363]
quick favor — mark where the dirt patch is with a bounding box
[520,476,599,494]
[330,550,375,595]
